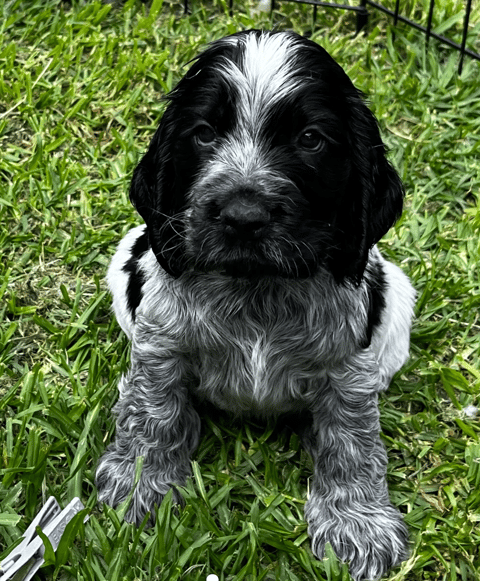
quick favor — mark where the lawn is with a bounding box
[1,0,480,579]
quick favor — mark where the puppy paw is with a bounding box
[96,448,182,525]
[305,498,409,580]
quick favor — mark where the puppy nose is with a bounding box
[220,199,270,236]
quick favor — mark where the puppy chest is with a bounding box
[170,273,367,412]
[191,330,326,413]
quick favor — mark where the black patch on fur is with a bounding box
[123,230,150,320]
[364,261,386,347]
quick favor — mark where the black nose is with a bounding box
[220,199,270,237]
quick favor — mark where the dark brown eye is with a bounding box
[298,128,324,152]
[194,124,216,146]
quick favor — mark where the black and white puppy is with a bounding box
[96,29,416,580]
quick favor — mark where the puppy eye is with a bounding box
[193,124,216,146]
[298,128,324,152]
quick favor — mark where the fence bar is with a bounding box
[425,0,435,46]
[393,0,399,27]
[356,0,369,34]
[459,0,473,74]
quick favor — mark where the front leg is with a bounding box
[304,352,408,580]
[96,336,200,525]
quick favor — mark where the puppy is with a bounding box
[96,29,416,580]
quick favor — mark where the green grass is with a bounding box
[1,0,480,579]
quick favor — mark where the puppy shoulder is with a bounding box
[362,247,388,346]
[375,248,416,322]
[368,246,416,385]
[107,224,154,339]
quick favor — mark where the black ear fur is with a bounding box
[129,105,187,277]
[292,37,404,284]
[330,93,404,284]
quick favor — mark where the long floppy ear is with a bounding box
[331,93,404,283]
[129,105,187,277]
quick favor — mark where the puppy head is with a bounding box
[130,30,403,282]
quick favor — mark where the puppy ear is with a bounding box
[129,107,186,277]
[332,95,404,283]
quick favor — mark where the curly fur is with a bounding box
[96,29,416,580]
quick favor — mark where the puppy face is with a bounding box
[131,30,404,282]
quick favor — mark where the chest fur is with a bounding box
[141,270,370,414]
[180,284,367,414]
[192,325,329,413]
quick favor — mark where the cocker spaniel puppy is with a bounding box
[96,29,416,580]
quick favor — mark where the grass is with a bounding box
[1,0,480,579]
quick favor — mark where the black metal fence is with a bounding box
[273,0,479,74]
[362,0,479,75]
[184,0,480,74]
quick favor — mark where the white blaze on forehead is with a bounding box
[219,32,301,131]
[191,32,304,188]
